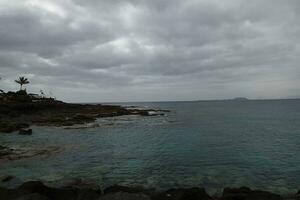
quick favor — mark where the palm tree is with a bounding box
[0,77,3,93]
[15,77,30,91]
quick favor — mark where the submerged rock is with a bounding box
[18,128,32,135]
[153,187,212,200]
[0,145,61,161]
[0,175,15,182]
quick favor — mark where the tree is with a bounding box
[15,77,30,91]
[0,77,3,93]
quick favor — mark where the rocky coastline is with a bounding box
[0,94,168,134]
[2,92,297,200]
[0,178,298,200]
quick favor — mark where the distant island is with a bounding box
[232,97,249,101]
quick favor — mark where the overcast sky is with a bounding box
[0,0,299,102]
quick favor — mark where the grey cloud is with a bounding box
[0,0,299,102]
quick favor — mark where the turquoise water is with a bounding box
[1,100,300,194]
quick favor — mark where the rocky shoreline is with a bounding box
[0,179,298,200]
[0,99,168,134]
[0,145,61,162]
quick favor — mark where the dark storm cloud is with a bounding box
[0,0,299,102]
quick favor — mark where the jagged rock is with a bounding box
[46,187,78,200]
[18,181,50,194]
[19,128,32,135]
[0,175,15,182]
[0,187,28,200]
[0,145,13,158]
[15,193,50,200]
[104,185,152,195]
[221,187,283,200]
[77,188,102,200]
[294,190,300,200]
[153,187,212,200]
[100,192,151,200]
[0,123,29,133]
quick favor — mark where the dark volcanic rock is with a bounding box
[0,175,15,182]
[295,190,300,200]
[0,145,61,161]
[11,180,101,200]
[77,188,102,200]
[0,100,168,133]
[0,187,26,200]
[15,193,50,200]
[19,128,32,135]
[221,187,283,200]
[0,145,13,158]
[0,123,29,133]
[104,185,153,195]
[100,192,151,200]
[18,181,50,194]
[0,180,292,200]
[153,187,212,200]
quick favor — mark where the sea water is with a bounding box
[1,100,300,194]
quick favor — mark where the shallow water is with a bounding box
[1,100,300,194]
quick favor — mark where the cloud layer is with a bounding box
[0,0,299,102]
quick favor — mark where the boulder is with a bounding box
[294,190,300,200]
[61,178,101,191]
[19,128,32,135]
[100,192,151,200]
[104,185,150,195]
[0,187,28,200]
[15,193,50,200]
[46,187,78,200]
[153,187,212,200]
[221,187,283,200]
[60,178,102,200]
[15,180,101,200]
[18,181,50,194]
[0,175,15,182]
[77,188,102,200]
[0,123,30,133]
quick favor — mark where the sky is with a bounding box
[0,0,299,102]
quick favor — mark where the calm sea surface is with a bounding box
[1,100,300,194]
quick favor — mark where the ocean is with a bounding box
[1,99,300,194]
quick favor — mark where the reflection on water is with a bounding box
[1,100,300,195]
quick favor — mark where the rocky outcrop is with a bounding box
[295,190,300,200]
[0,181,101,200]
[221,187,283,200]
[0,180,292,200]
[0,175,15,182]
[0,145,61,161]
[0,123,29,133]
[19,128,32,135]
[100,192,151,200]
[153,188,212,200]
[0,101,169,133]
